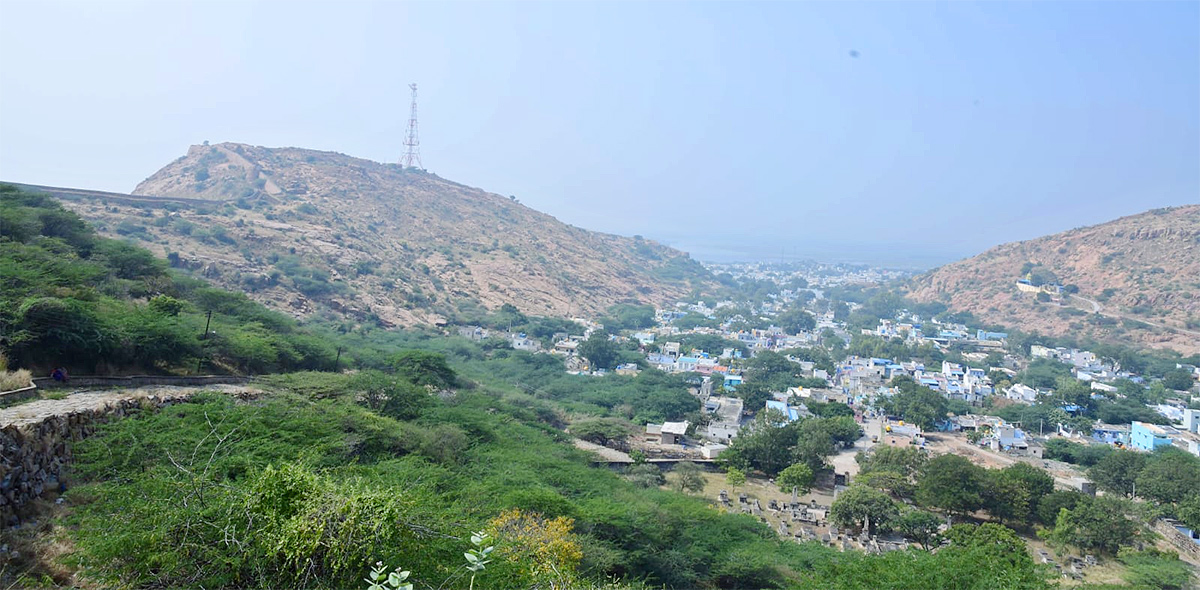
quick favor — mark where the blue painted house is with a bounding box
[1130,421,1175,452]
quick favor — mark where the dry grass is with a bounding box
[0,369,33,392]
[0,496,84,590]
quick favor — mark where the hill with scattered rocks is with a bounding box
[51,143,712,327]
[907,205,1200,353]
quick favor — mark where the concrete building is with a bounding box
[660,421,689,445]
[1184,409,1200,434]
[1131,421,1176,452]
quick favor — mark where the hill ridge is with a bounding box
[52,142,713,327]
[907,204,1200,353]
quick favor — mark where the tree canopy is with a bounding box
[881,376,949,430]
[578,330,619,371]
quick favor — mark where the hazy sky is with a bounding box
[2,1,1197,267]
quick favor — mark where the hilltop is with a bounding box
[49,143,711,326]
[907,205,1200,353]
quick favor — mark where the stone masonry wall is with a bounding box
[0,384,255,526]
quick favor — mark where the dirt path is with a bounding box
[1070,294,1200,338]
[0,384,261,429]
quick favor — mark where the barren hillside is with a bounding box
[55,143,712,326]
[908,205,1200,353]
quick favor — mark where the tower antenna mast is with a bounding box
[402,83,423,169]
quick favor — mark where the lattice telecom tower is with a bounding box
[401,83,423,169]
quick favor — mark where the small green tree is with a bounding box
[777,463,814,502]
[627,463,665,488]
[148,294,186,316]
[673,461,706,494]
[725,467,746,494]
[856,445,927,479]
[350,370,427,420]
[391,350,457,389]
[894,509,943,550]
[792,419,836,470]
[830,484,899,536]
[985,463,1054,528]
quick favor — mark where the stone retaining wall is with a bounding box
[1153,518,1200,561]
[0,386,252,526]
[32,375,249,390]
[0,384,38,405]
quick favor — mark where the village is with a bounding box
[454,260,1200,573]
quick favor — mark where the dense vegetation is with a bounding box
[60,374,829,590]
[0,184,335,375]
[53,370,1060,590]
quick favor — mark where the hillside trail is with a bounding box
[0,383,262,429]
[1069,294,1200,338]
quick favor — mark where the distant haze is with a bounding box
[1,1,1196,269]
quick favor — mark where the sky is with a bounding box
[1,1,1197,268]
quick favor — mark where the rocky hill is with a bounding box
[52,142,712,327]
[907,205,1200,353]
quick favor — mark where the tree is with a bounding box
[856,470,914,500]
[1135,449,1200,504]
[744,350,804,391]
[792,419,836,470]
[1043,438,1112,467]
[1162,368,1196,391]
[578,330,618,371]
[571,418,631,448]
[600,303,655,331]
[775,308,816,334]
[881,376,949,430]
[807,401,854,418]
[1087,449,1148,498]
[350,369,427,420]
[1036,490,1084,527]
[824,416,864,448]
[721,409,798,475]
[1177,495,1200,531]
[1045,496,1137,555]
[942,523,1036,573]
[856,445,927,479]
[1119,548,1194,590]
[148,294,186,317]
[777,463,814,501]
[627,463,665,488]
[830,484,899,536]
[895,509,943,550]
[392,350,457,389]
[985,463,1053,528]
[917,454,985,521]
[736,382,774,415]
[673,461,706,494]
[725,467,746,493]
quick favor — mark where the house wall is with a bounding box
[1130,422,1171,452]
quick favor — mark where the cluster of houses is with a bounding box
[455,264,1200,461]
[875,318,1009,350]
